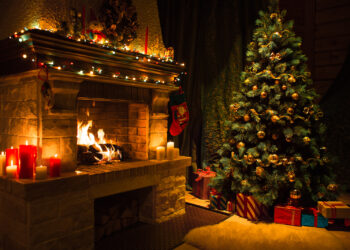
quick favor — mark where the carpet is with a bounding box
[95,203,229,250]
[184,215,350,250]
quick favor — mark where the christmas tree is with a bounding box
[210,7,338,207]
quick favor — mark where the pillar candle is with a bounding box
[174,148,180,159]
[5,147,18,168]
[156,146,165,160]
[0,152,5,176]
[6,160,17,178]
[167,142,175,160]
[49,154,61,177]
[35,165,47,180]
[19,141,36,178]
[144,25,148,55]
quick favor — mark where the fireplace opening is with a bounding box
[77,99,149,164]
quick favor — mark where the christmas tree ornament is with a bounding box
[230,103,240,112]
[247,154,255,165]
[272,134,278,140]
[291,93,299,100]
[244,114,250,122]
[241,179,247,186]
[231,151,235,158]
[320,146,327,152]
[303,107,310,114]
[244,78,251,84]
[273,32,282,38]
[287,107,294,115]
[303,137,311,144]
[268,154,279,164]
[286,136,292,142]
[266,109,275,115]
[327,183,338,192]
[288,75,296,83]
[275,79,280,85]
[282,158,288,166]
[229,138,236,144]
[260,91,267,99]
[290,189,301,200]
[295,156,303,161]
[256,166,264,176]
[271,115,280,123]
[281,85,287,90]
[237,142,245,149]
[252,85,258,91]
[270,13,278,19]
[257,131,266,139]
[288,171,295,182]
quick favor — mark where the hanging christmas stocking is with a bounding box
[169,87,189,136]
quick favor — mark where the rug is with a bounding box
[184,215,350,250]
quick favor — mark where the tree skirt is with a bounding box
[184,215,350,250]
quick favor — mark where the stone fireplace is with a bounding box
[0,30,191,249]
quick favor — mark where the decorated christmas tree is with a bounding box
[210,7,338,207]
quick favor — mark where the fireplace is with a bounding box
[0,30,191,249]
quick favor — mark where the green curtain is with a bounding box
[158,0,268,171]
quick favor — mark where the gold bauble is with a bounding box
[244,114,250,122]
[303,137,311,144]
[247,154,255,165]
[270,13,278,19]
[272,134,278,140]
[237,142,245,149]
[282,158,288,166]
[244,78,251,84]
[257,131,266,139]
[288,75,296,83]
[288,171,296,182]
[266,109,274,115]
[252,85,258,91]
[260,91,268,99]
[275,79,280,85]
[282,85,287,90]
[287,107,294,115]
[291,93,299,100]
[273,32,281,38]
[271,115,280,123]
[286,136,292,142]
[241,179,247,186]
[296,156,303,161]
[268,154,279,164]
[327,183,338,192]
[256,166,264,176]
[290,189,301,200]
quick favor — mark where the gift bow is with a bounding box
[194,166,216,182]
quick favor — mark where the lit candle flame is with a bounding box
[11,160,13,166]
[11,146,13,149]
[1,151,4,156]
[25,140,28,145]
[54,154,58,158]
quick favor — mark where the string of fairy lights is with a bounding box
[9,27,186,86]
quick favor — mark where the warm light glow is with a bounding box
[1,152,4,156]
[57,66,62,70]
[75,170,82,174]
[11,146,13,149]
[54,154,58,158]
[90,71,94,76]
[22,54,27,59]
[25,140,28,146]
[181,63,185,66]
[10,160,13,167]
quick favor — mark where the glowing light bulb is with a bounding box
[22,54,27,59]
[25,140,28,146]
[181,63,185,66]
[132,77,136,81]
[57,66,62,70]
[90,71,94,75]
[54,154,58,158]
[18,38,23,42]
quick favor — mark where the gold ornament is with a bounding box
[256,166,264,176]
[272,134,278,140]
[252,85,258,91]
[270,13,278,19]
[286,136,292,142]
[241,179,247,186]
[257,131,266,139]
[288,75,296,83]
[260,91,267,99]
[303,137,311,144]
[273,32,282,38]
[291,93,299,100]
[247,154,255,165]
[320,146,327,152]
[237,142,245,149]
[244,114,250,122]
[290,189,301,200]
[287,107,294,115]
[303,107,310,114]
[282,85,287,90]
[282,158,288,166]
[266,109,274,115]
[275,79,280,85]
[268,154,279,164]
[327,183,338,192]
[271,115,280,123]
[244,78,251,84]
[296,156,303,161]
[288,171,295,182]
[230,103,240,112]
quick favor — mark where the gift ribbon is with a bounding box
[194,167,216,182]
[310,208,319,227]
[322,201,344,218]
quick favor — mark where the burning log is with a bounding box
[77,144,124,165]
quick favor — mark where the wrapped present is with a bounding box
[274,205,301,226]
[301,208,328,228]
[236,193,266,221]
[192,167,216,200]
[327,219,350,231]
[317,201,350,219]
[209,192,227,210]
[227,200,235,213]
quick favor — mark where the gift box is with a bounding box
[192,167,216,200]
[326,219,350,231]
[209,192,227,210]
[274,205,301,226]
[301,208,328,228]
[227,201,235,213]
[317,201,350,219]
[236,193,268,221]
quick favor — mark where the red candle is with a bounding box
[49,154,61,177]
[6,147,18,168]
[144,26,148,55]
[19,141,36,178]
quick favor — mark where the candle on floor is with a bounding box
[19,141,36,178]
[5,146,18,168]
[6,160,17,178]
[49,154,61,177]
[0,152,5,176]
[174,148,180,159]
[35,165,47,180]
[156,146,165,160]
[167,142,175,160]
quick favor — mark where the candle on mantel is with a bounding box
[167,142,175,160]
[35,165,47,180]
[0,152,5,176]
[19,141,36,178]
[156,146,165,160]
[49,154,61,177]
[5,146,18,168]
[144,25,148,55]
[174,148,180,159]
[6,160,17,178]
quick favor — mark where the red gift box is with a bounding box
[274,205,301,226]
[236,193,268,221]
[192,167,216,200]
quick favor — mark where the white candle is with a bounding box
[6,160,17,178]
[35,165,47,180]
[174,148,180,159]
[156,146,165,160]
[0,151,5,176]
[167,142,175,160]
